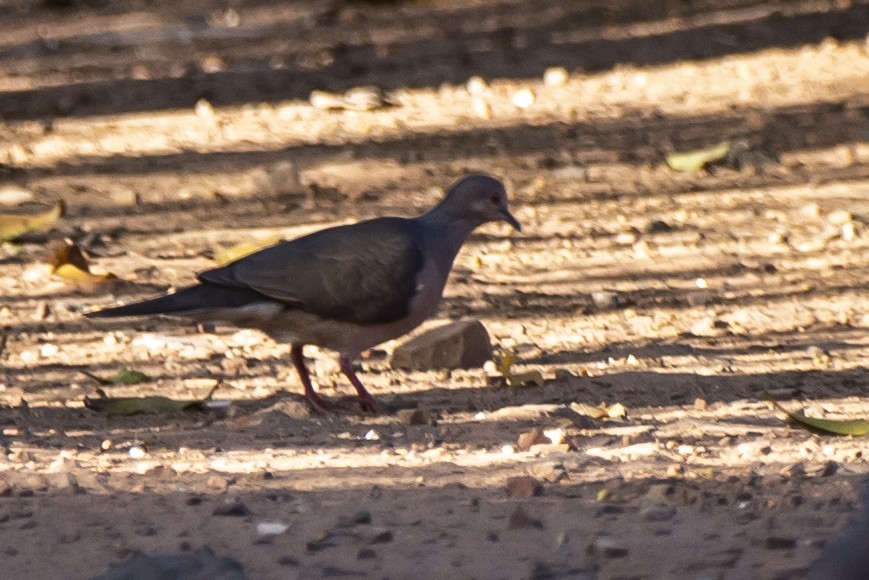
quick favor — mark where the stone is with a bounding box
[212,500,251,517]
[391,319,493,371]
[587,537,629,558]
[516,428,549,451]
[505,476,543,498]
[396,409,432,426]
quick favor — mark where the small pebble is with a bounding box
[591,291,622,310]
[799,202,820,219]
[466,76,489,95]
[257,522,289,536]
[641,505,676,522]
[128,446,146,459]
[206,475,230,491]
[511,88,535,109]
[212,500,251,517]
[396,409,430,426]
[369,530,394,544]
[505,475,543,498]
[826,209,852,225]
[516,428,549,451]
[765,536,797,550]
[338,510,371,528]
[543,67,568,87]
[471,97,492,119]
[508,506,543,529]
[587,537,629,558]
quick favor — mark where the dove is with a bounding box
[87,175,520,413]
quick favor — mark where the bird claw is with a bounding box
[305,391,339,413]
[356,395,384,414]
[304,391,382,415]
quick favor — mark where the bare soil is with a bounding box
[1,1,869,578]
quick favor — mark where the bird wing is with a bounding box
[197,217,426,325]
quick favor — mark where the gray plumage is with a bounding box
[87,174,520,412]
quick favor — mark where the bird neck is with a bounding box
[416,209,479,264]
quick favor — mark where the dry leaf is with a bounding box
[570,401,629,419]
[495,351,544,387]
[49,241,117,283]
[0,200,64,242]
[571,402,608,419]
[666,142,731,172]
[215,235,281,265]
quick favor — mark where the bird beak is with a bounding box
[501,209,522,232]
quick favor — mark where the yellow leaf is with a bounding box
[605,402,627,418]
[215,235,281,265]
[53,263,117,283]
[49,240,117,283]
[507,369,545,388]
[494,350,545,387]
[0,200,65,242]
[666,142,731,172]
[570,401,628,419]
[570,402,607,419]
[496,352,515,377]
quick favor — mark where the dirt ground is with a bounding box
[1,0,869,578]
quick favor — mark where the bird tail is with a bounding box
[85,283,266,318]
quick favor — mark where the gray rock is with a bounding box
[391,319,493,371]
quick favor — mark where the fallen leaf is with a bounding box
[570,401,628,419]
[770,399,869,436]
[666,141,731,172]
[571,402,608,419]
[113,368,152,385]
[85,386,218,416]
[0,200,64,242]
[496,352,516,377]
[215,235,281,265]
[509,369,545,387]
[495,351,545,387]
[49,241,117,283]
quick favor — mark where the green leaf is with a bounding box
[0,200,65,242]
[85,386,218,416]
[112,368,152,385]
[666,142,731,172]
[83,368,152,386]
[770,399,869,436]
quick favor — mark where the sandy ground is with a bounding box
[1,0,869,578]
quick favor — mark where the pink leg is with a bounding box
[291,344,336,412]
[339,355,383,414]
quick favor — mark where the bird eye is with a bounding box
[490,193,500,204]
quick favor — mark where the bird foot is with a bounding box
[355,393,384,414]
[304,391,339,413]
[304,391,383,415]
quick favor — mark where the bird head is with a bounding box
[442,175,521,231]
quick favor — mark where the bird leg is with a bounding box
[291,344,336,412]
[339,355,383,414]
